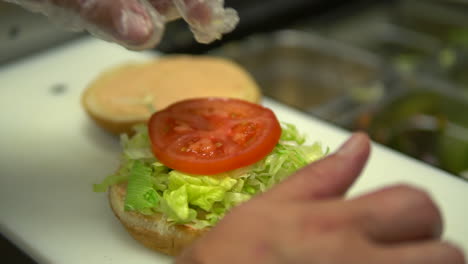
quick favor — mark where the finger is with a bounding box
[379,241,465,264]
[179,0,212,25]
[350,185,443,243]
[266,132,371,202]
[79,0,164,48]
[172,0,239,43]
[148,0,179,21]
[51,0,165,49]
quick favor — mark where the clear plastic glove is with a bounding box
[4,0,239,50]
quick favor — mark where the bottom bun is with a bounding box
[109,183,208,256]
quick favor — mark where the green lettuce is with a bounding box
[95,123,327,228]
[124,160,160,215]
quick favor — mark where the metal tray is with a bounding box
[314,0,468,90]
[210,30,390,125]
[348,76,468,178]
[391,0,468,44]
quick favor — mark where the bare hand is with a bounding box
[176,133,465,264]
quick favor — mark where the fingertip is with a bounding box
[440,241,466,264]
[267,133,372,201]
[386,241,466,264]
[78,0,165,50]
[113,0,165,49]
[116,10,154,44]
[172,0,239,44]
[351,184,444,243]
[337,132,371,158]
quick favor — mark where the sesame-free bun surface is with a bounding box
[82,55,261,134]
[109,182,208,256]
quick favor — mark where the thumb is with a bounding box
[266,132,371,202]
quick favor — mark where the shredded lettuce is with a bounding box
[168,171,237,211]
[92,159,135,192]
[124,160,160,215]
[95,123,327,228]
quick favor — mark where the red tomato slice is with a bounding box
[148,98,282,175]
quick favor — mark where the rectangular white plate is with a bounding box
[0,37,467,264]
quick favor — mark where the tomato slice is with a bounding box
[148,98,281,175]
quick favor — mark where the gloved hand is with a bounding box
[5,0,239,50]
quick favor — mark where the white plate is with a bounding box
[0,37,467,264]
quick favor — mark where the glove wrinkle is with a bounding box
[5,0,238,49]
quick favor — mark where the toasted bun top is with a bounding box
[82,55,261,134]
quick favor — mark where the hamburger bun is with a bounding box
[90,56,262,256]
[109,182,208,256]
[82,55,261,135]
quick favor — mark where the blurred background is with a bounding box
[1,0,468,261]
